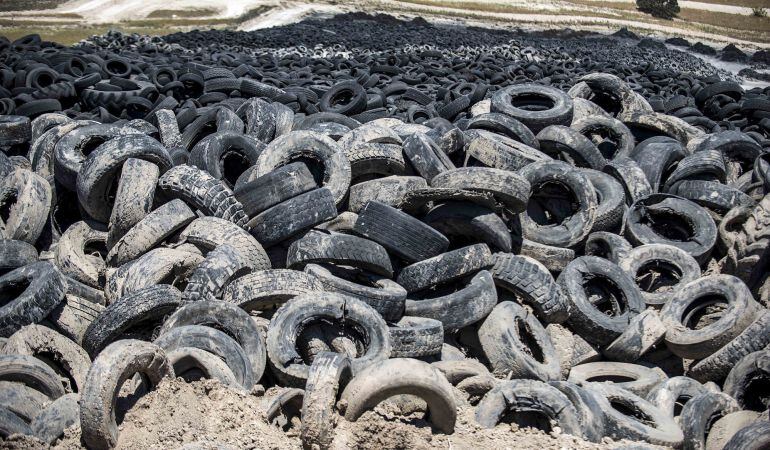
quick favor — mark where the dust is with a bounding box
[0,378,661,449]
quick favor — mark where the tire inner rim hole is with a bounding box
[582,273,628,317]
[528,181,579,226]
[115,372,151,425]
[106,60,128,75]
[636,260,683,294]
[35,351,77,393]
[510,93,555,112]
[673,395,691,417]
[742,374,770,411]
[609,398,655,427]
[586,239,611,259]
[641,209,695,242]
[704,410,727,441]
[221,149,250,188]
[287,155,325,187]
[84,239,108,260]
[330,89,354,107]
[681,294,727,330]
[36,73,54,88]
[0,189,17,223]
[0,278,30,307]
[588,91,622,116]
[515,317,545,363]
[500,408,553,433]
[296,318,367,365]
[79,135,108,158]
[52,191,81,235]
[323,264,381,288]
[585,374,637,383]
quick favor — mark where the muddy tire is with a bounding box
[300,352,352,449]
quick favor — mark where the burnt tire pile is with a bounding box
[2,13,770,450]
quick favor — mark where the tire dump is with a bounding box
[1,11,770,450]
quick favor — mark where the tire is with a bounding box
[319,81,367,115]
[0,262,66,338]
[646,375,709,421]
[404,270,497,333]
[0,169,51,244]
[475,379,582,436]
[548,381,606,443]
[176,216,270,271]
[0,354,65,399]
[0,404,32,438]
[340,358,456,434]
[266,293,390,387]
[618,244,702,307]
[519,160,597,248]
[663,150,726,192]
[423,201,512,253]
[478,301,560,381]
[55,221,107,288]
[705,411,762,450]
[223,269,324,312]
[402,133,455,181]
[300,352,352,449]
[680,391,741,450]
[234,162,316,217]
[581,168,625,233]
[80,340,173,450]
[106,199,196,267]
[670,180,755,214]
[48,291,105,346]
[465,131,550,171]
[660,275,760,359]
[584,381,684,447]
[189,131,263,188]
[466,112,539,150]
[347,142,408,180]
[76,134,172,223]
[82,285,183,357]
[255,131,351,207]
[624,194,718,264]
[158,300,266,383]
[388,316,443,358]
[265,387,304,428]
[154,325,254,390]
[490,83,573,133]
[537,125,606,169]
[568,362,667,397]
[430,167,530,213]
[106,158,159,250]
[287,231,393,277]
[166,347,238,388]
[629,137,686,191]
[603,156,653,207]
[0,380,48,422]
[584,231,632,264]
[353,200,449,263]
[723,420,770,450]
[181,244,245,303]
[602,309,666,362]
[304,264,406,322]
[557,256,645,346]
[490,253,568,324]
[397,244,491,293]
[247,188,338,247]
[157,164,248,228]
[348,176,427,214]
[53,123,131,191]
[2,324,90,393]
[723,349,770,411]
[688,309,770,383]
[0,240,37,275]
[30,393,79,444]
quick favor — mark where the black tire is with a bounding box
[287,231,393,277]
[490,84,573,133]
[0,262,66,338]
[618,244,702,307]
[189,131,263,188]
[30,392,80,444]
[548,381,606,443]
[106,158,159,250]
[177,216,270,271]
[602,309,666,363]
[80,340,173,450]
[247,188,338,247]
[490,252,569,324]
[300,352,352,449]
[234,162,316,217]
[353,200,449,263]
[662,150,726,192]
[304,264,406,322]
[475,379,582,436]
[478,301,561,381]
[584,231,632,264]
[680,391,741,450]
[466,112,539,149]
[430,167,530,213]
[603,156,653,205]
[319,81,367,115]
[571,115,634,160]
[465,131,549,171]
[396,244,491,293]
[0,354,65,399]
[402,133,455,181]
[624,194,718,264]
[266,293,390,387]
[629,137,686,192]
[669,180,755,214]
[581,168,625,233]
[519,160,597,248]
[0,240,37,275]
[645,375,709,421]
[348,176,427,214]
[82,285,182,357]
[223,269,324,311]
[660,274,760,359]
[557,256,645,346]
[723,349,770,411]
[404,270,497,333]
[537,125,606,169]
[0,379,48,422]
[157,164,248,228]
[182,244,245,303]
[154,324,255,390]
[388,316,443,358]
[0,169,52,245]
[568,361,666,396]
[723,420,770,450]
[53,123,129,191]
[0,404,32,438]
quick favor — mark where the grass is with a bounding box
[687,0,770,9]
[678,8,770,34]
[0,0,66,12]
[146,8,219,19]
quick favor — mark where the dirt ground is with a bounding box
[1,377,656,450]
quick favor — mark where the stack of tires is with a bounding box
[1,16,770,450]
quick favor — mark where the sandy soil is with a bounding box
[1,378,658,450]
